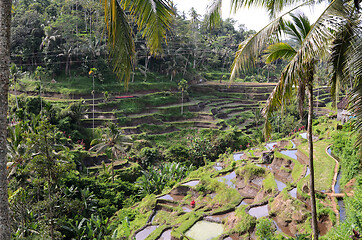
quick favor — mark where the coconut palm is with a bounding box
[328,8,362,147]
[207,1,353,238]
[90,123,132,183]
[261,14,322,237]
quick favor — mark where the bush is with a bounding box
[255,218,276,239]
[164,144,190,163]
[139,147,161,168]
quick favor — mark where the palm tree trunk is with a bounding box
[0,0,12,238]
[181,90,184,115]
[111,159,114,183]
[14,78,18,110]
[307,80,319,240]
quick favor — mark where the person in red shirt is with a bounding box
[190,200,195,208]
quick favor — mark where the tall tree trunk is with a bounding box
[14,78,18,110]
[307,79,319,240]
[0,0,11,238]
[181,90,184,115]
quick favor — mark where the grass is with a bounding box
[263,173,277,193]
[275,151,303,182]
[298,139,335,191]
[235,163,266,181]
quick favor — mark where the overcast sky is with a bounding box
[172,0,327,31]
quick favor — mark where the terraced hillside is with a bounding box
[28,82,337,136]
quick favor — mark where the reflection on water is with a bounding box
[338,199,346,222]
[280,150,297,160]
[218,171,236,188]
[185,220,224,240]
[289,188,297,198]
[255,163,272,170]
[335,171,342,193]
[135,225,158,240]
[248,205,269,218]
[237,201,248,207]
[151,210,158,222]
[300,133,307,139]
[214,166,223,171]
[182,206,192,212]
[158,229,172,240]
[183,180,200,187]
[275,179,286,191]
[233,153,244,161]
[327,147,332,155]
[265,142,277,150]
[305,167,310,177]
[290,140,296,148]
[157,194,173,201]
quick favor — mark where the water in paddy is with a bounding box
[290,140,296,148]
[333,159,346,222]
[334,170,342,193]
[338,199,346,222]
[275,179,287,191]
[183,180,200,187]
[218,171,236,188]
[236,200,248,208]
[151,211,158,222]
[182,206,192,212]
[135,225,158,240]
[214,162,223,171]
[158,229,172,240]
[280,150,297,160]
[157,194,173,201]
[265,142,277,150]
[233,153,244,161]
[289,188,297,198]
[300,133,307,139]
[305,167,310,177]
[185,221,224,240]
[248,205,269,218]
[256,163,272,170]
[327,147,332,155]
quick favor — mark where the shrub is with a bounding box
[139,147,161,169]
[164,144,190,163]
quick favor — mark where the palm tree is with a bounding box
[207,1,351,239]
[262,14,321,238]
[0,0,12,238]
[90,123,132,183]
[328,7,362,147]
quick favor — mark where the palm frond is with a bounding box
[284,13,311,44]
[205,0,223,29]
[230,0,314,17]
[230,2,311,81]
[350,78,362,148]
[329,4,360,108]
[262,0,347,138]
[105,2,135,86]
[264,42,296,63]
[348,25,362,149]
[122,0,174,55]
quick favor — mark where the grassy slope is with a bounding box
[298,139,335,191]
